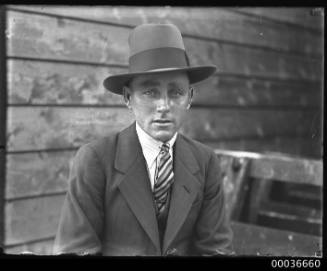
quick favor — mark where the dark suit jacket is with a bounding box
[53,123,233,256]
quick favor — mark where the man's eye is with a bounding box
[143,89,155,95]
[170,89,184,96]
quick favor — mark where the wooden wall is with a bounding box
[2,6,323,254]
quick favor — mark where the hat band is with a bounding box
[129,47,188,73]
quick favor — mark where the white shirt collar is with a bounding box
[136,122,177,167]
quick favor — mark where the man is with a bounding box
[53,23,233,256]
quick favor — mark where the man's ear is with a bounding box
[123,86,131,108]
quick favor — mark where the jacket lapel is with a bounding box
[163,135,200,253]
[114,123,161,253]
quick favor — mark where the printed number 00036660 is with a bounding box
[271,259,321,269]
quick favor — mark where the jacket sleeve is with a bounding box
[53,144,105,255]
[191,151,234,256]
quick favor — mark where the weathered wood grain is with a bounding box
[181,109,318,140]
[231,221,322,256]
[6,107,134,151]
[218,155,251,220]
[7,60,126,105]
[236,7,323,30]
[250,155,323,186]
[4,195,65,245]
[7,6,323,56]
[5,238,54,255]
[259,201,322,222]
[6,107,318,151]
[7,11,322,81]
[8,59,322,107]
[7,10,130,64]
[193,75,322,107]
[258,213,322,237]
[208,137,322,159]
[185,39,321,81]
[214,149,323,186]
[6,151,74,199]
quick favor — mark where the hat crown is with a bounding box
[103,23,217,95]
[128,23,185,57]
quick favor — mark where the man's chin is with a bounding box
[151,130,175,142]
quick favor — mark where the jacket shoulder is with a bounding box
[178,134,216,163]
[77,132,119,164]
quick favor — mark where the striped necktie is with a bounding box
[154,143,174,214]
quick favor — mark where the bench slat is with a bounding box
[231,221,322,256]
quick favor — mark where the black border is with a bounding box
[0,5,7,252]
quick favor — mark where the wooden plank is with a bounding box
[218,155,251,220]
[185,39,321,81]
[6,107,318,151]
[6,10,130,64]
[6,10,322,81]
[6,107,134,151]
[231,221,322,256]
[283,183,322,204]
[259,201,322,222]
[6,151,73,199]
[257,213,322,237]
[5,238,54,255]
[214,149,323,186]
[4,195,65,245]
[210,137,322,159]
[181,109,317,140]
[236,7,324,31]
[8,59,322,107]
[7,59,126,105]
[193,75,322,107]
[250,156,323,186]
[247,178,273,224]
[7,6,323,56]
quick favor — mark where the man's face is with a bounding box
[124,71,192,142]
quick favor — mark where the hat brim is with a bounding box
[103,65,217,95]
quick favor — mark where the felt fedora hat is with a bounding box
[103,23,217,95]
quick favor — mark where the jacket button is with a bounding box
[166,248,177,256]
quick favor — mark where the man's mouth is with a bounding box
[153,119,173,124]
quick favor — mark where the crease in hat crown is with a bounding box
[128,23,185,57]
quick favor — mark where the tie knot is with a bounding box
[160,143,170,154]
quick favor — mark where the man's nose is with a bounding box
[156,95,170,112]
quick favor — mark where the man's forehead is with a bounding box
[131,71,189,87]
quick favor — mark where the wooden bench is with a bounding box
[216,150,323,257]
[231,221,322,257]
